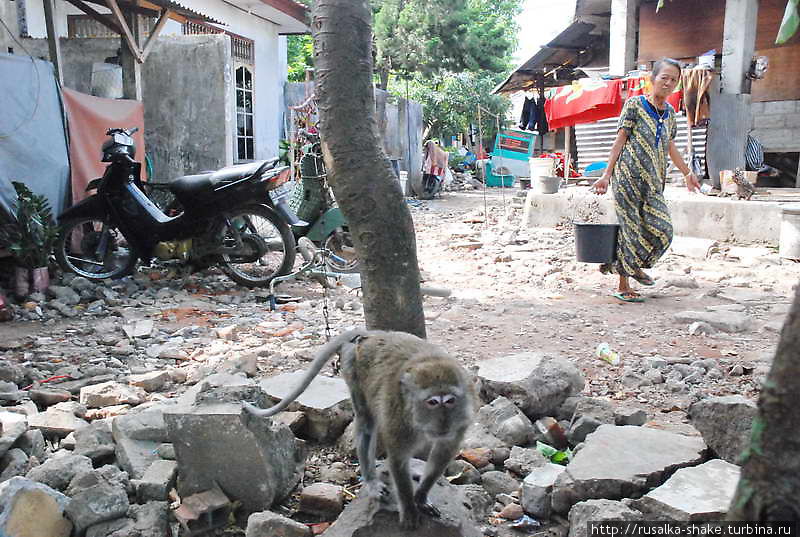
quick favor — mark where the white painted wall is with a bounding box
[24,0,289,160]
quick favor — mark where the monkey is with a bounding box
[242,329,476,530]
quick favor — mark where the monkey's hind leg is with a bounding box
[387,454,421,530]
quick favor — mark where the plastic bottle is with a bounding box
[596,342,621,365]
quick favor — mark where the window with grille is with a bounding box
[182,19,254,63]
[236,65,254,161]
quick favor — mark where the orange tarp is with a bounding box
[62,88,145,205]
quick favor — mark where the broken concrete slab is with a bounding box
[568,398,616,444]
[480,471,520,498]
[673,311,751,333]
[28,408,89,438]
[567,499,642,537]
[0,477,72,537]
[111,418,160,481]
[634,459,740,521]
[14,429,46,460]
[688,396,756,464]
[112,407,170,442]
[476,396,535,446]
[80,381,146,408]
[551,425,706,514]
[504,446,548,477]
[299,482,345,518]
[521,463,567,519]
[477,352,585,419]
[164,403,305,513]
[322,459,482,537]
[128,371,170,392]
[73,420,115,461]
[259,371,353,442]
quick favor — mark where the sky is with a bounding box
[513,0,577,66]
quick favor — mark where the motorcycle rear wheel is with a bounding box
[55,217,139,280]
[218,205,296,287]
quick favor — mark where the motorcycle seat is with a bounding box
[170,159,278,196]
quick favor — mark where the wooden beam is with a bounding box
[62,0,122,34]
[42,0,63,85]
[106,0,144,63]
[137,0,187,23]
[140,8,170,62]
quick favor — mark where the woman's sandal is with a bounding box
[612,291,645,303]
[631,270,655,286]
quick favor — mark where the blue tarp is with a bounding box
[0,53,70,218]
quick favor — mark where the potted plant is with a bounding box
[0,182,59,296]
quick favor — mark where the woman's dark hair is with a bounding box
[652,58,681,77]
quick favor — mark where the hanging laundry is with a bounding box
[534,96,548,134]
[519,97,534,131]
[681,68,713,127]
[544,79,624,130]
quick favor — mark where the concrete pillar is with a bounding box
[121,12,143,101]
[721,0,759,94]
[609,0,638,76]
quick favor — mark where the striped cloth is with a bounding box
[611,97,676,278]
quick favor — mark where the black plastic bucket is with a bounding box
[574,223,619,263]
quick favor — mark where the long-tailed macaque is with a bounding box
[243,329,476,529]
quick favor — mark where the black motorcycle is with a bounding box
[55,127,297,287]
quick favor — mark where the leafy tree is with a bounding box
[372,0,521,89]
[287,34,313,82]
[395,71,511,148]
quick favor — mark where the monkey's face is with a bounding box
[412,385,472,439]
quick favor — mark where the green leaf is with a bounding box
[776,0,800,45]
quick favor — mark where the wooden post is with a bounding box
[42,0,63,85]
[120,11,143,100]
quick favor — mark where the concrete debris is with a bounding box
[634,459,741,521]
[246,510,312,537]
[0,477,72,537]
[476,396,536,446]
[567,499,642,537]
[174,483,232,536]
[688,395,757,464]
[299,482,345,518]
[521,463,567,519]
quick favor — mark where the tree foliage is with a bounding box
[394,71,511,147]
[373,0,521,84]
[287,34,313,82]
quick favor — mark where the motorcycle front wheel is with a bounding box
[217,205,296,287]
[55,217,139,280]
[323,230,360,273]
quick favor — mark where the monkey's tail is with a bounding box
[246,329,366,417]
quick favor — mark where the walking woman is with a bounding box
[592,58,700,303]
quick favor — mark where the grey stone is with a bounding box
[477,353,585,419]
[644,370,665,384]
[26,454,93,491]
[80,381,146,408]
[48,286,81,305]
[0,477,72,537]
[568,398,616,444]
[446,460,482,485]
[28,408,89,437]
[521,463,567,519]
[634,459,741,521]
[480,471,520,498]
[66,479,130,534]
[455,483,494,521]
[113,407,170,442]
[476,397,535,446]
[128,371,170,392]
[614,407,648,426]
[0,448,29,482]
[136,459,177,501]
[163,403,305,513]
[319,462,357,486]
[661,276,699,289]
[551,425,706,514]
[74,420,116,461]
[567,499,642,537]
[86,501,169,537]
[0,412,29,458]
[14,429,47,459]
[259,371,353,442]
[299,482,345,518]
[49,375,116,395]
[0,361,25,385]
[688,322,715,336]
[112,431,159,480]
[673,311,750,333]
[461,422,507,451]
[321,459,482,537]
[688,395,757,464]
[246,510,312,537]
[28,388,72,407]
[67,464,130,497]
[504,446,548,477]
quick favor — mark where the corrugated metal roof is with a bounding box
[493,20,605,94]
[130,0,223,25]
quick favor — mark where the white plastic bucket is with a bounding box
[398,171,408,196]
[779,204,800,259]
[529,158,556,180]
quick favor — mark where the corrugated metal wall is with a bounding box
[575,115,707,176]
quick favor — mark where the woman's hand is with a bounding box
[592,175,610,195]
[685,172,701,193]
